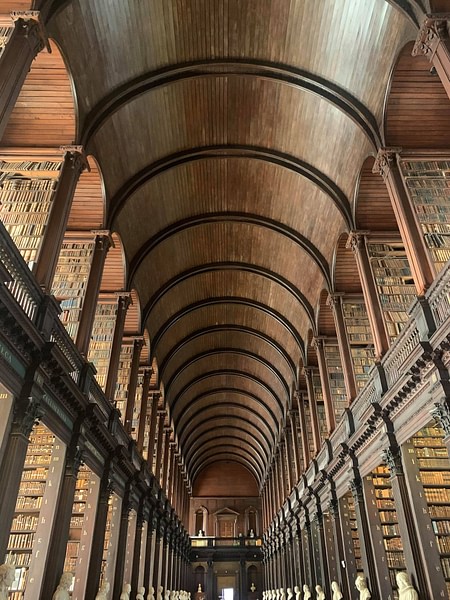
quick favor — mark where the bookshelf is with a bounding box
[323,341,347,422]
[312,372,327,441]
[63,464,91,579]
[372,464,406,596]
[410,423,450,598]
[400,159,450,273]
[51,234,95,342]
[114,341,133,424]
[367,240,416,342]
[304,402,316,458]
[0,160,61,268]
[100,492,121,588]
[340,491,362,576]
[342,298,376,391]
[7,424,59,599]
[87,298,118,391]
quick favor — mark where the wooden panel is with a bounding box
[385,42,450,149]
[1,40,75,147]
[334,234,362,294]
[193,462,258,497]
[100,232,126,292]
[67,156,104,230]
[355,157,398,231]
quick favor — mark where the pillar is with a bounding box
[303,368,321,455]
[327,294,358,402]
[40,429,85,599]
[76,231,112,355]
[327,495,350,600]
[85,468,114,599]
[413,15,450,103]
[373,148,435,294]
[0,394,44,557]
[124,337,144,433]
[0,11,46,138]
[346,231,390,358]
[296,391,310,467]
[131,507,145,598]
[143,515,156,595]
[35,147,88,291]
[112,494,132,600]
[312,337,336,433]
[154,413,165,483]
[289,410,302,481]
[105,293,132,402]
[137,368,152,452]
[147,392,161,471]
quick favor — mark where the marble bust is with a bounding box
[294,585,301,600]
[95,581,110,600]
[396,573,418,600]
[52,572,73,600]
[137,587,146,600]
[303,585,311,600]
[148,586,155,600]
[355,575,371,600]
[120,583,131,600]
[287,587,293,600]
[315,585,325,600]
[331,582,342,600]
[0,564,15,600]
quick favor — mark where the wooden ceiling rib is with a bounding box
[38,0,423,484]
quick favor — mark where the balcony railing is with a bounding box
[190,536,262,548]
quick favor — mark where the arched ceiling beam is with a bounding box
[177,401,276,448]
[192,453,261,485]
[185,431,267,471]
[173,388,279,435]
[143,262,315,334]
[190,446,264,483]
[185,424,271,467]
[169,365,285,419]
[80,61,381,150]
[155,297,302,378]
[165,349,290,405]
[129,212,331,287]
[109,146,352,228]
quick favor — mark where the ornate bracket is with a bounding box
[382,446,403,477]
[413,14,450,60]
[372,148,402,180]
[11,10,49,53]
[431,402,450,437]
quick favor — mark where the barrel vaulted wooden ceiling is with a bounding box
[3,0,444,488]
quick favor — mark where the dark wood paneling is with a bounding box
[193,462,259,497]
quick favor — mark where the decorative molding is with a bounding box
[431,402,450,437]
[412,14,450,59]
[349,478,363,504]
[10,10,48,53]
[382,446,403,477]
[12,397,44,437]
[372,147,402,180]
[345,231,365,254]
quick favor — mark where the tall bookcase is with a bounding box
[342,298,375,391]
[372,464,406,596]
[51,233,95,341]
[63,464,91,577]
[304,402,316,459]
[0,159,61,267]
[323,341,347,422]
[367,240,416,342]
[312,371,327,441]
[400,158,450,273]
[114,341,133,424]
[409,422,450,598]
[7,424,64,600]
[87,297,118,391]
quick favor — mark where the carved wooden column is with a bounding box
[35,146,89,291]
[413,15,450,102]
[328,494,351,600]
[137,368,152,452]
[143,511,155,595]
[278,440,289,499]
[294,517,306,586]
[76,231,112,355]
[154,412,165,482]
[346,232,390,358]
[40,427,85,599]
[296,391,310,467]
[105,293,132,402]
[0,395,43,557]
[313,509,330,598]
[123,337,144,433]
[273,461,281,512]
[303,368,321,455]
[289,410,302,481]
[312,338,336,433]
[131,505,145,598]
[383,444,437,600]
[161,429,171,494]
[284,428,294,491]
[112,492,132,600]
[0,11,46,138]
[373,148,435,294]
[327,294,358,402]
[85,466,115,599]
[147,392,161,470]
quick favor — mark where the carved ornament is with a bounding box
[412,14,450,59]
[431,402,450,437]
[383,446,403,477]
[345,231,364,254]
[372,148,401,180]
[349,478,363,504]
[11,10,48,53]
[13,396,44,437]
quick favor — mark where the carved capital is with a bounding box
[92,230,113,253]
[383,446,403,476]
[326,293,341,313]
[60,145,89,174]
[11,11,48,53]
[311,336,324,352]
[413,14,450,59]
[349,478,363,504]
[372,148,401,180]
[431,402,450,437]
[345,231,365,254]
[328,497,339,518]
[13,396,44,437]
